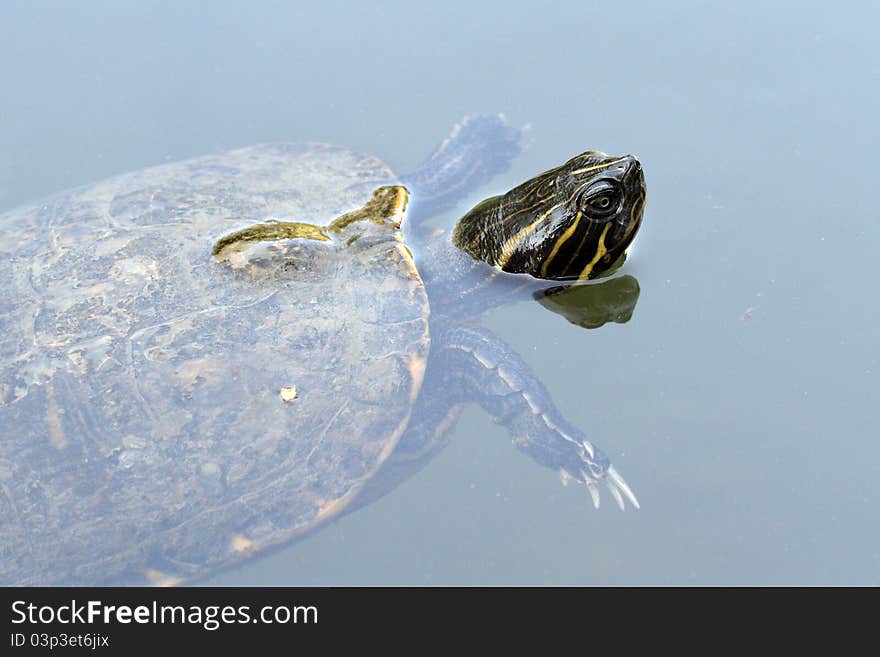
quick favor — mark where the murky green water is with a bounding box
[2,1,877,584]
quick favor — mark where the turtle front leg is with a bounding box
[436,325,639,510]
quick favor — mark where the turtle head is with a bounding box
[452,151,646,280]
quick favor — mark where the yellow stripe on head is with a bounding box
[569,157,627,176]
[578,223,612,280]
[540,211,581,278]
[497,201,564,268]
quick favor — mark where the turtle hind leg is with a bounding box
[211,221,330,259]
[399,115,522,223]
[436,325,639,510]
[212,186,410,260]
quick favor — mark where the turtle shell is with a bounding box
[0,144,430,585]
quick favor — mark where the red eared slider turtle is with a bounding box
[0,116,646,585]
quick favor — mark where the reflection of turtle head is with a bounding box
[536,275,641,330]
[453,151,646,280]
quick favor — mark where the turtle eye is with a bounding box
[591,195,613,211]
[580,182,621,220]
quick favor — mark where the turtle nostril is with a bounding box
[622,157,643,184]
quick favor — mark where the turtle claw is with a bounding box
[559,431,638,511]
[577,464,639,511]
[559,469,576,487]
[586,481,601,509]
[606,466,640,510]
[606,478,625,511]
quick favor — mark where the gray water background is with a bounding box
[1,1,877,584]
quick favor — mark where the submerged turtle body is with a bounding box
[0,147,428,585]
[0,116,646,585]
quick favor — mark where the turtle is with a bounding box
[0,115,646,586]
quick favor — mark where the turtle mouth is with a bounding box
[613,168,646,247]
[616,196,644,244]
[600,156,645,249]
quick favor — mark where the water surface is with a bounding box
[1,1,877,584]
